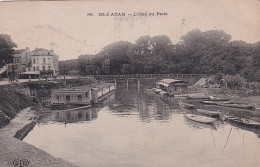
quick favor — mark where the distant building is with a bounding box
[13,47,32,66]
[157,79,188,96]
[23,48,59,77]
[7,47,32,81]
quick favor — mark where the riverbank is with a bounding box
[0,83,33,128]
[0,135,78,167]
[188,86,260,121]
[0,107,78,167]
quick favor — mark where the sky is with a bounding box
[0,0,259,60]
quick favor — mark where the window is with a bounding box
[43,66,46,71]
[66,112,70,119]
[66,95,70,102]
[33,66,36,71]
[36,66,39,71]
[33,59,36,64]
[36,58,39,64]
[43,58,46,64]
[48,66,51,70]
[78,95,82,102]
[78,111,83,118]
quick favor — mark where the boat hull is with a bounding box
[197,109,220,117]
[179,102,194,109]
[225,116,260,128]
[186,114,216,124]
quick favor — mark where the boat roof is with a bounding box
[52,85,91,93]
[52,83,114,93]
[158,79,187,87]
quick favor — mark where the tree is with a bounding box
[97,41,132,74]
[0,34,17,66]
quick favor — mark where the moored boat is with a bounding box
[159,91,168,98]
[179,102,194,109]
[217,102,255,109]
[201,100,233,105]
[200,100,218,105]
[208,96,230,101]
[185,114,216,124]
[174,94,188,98]
[225,116,260,128]
[197,109,221,117]
[187,94,210,100]
[110,103,124,107]
[154,88,163,94]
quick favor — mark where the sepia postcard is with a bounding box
[0,0,260,167]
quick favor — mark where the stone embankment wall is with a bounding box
[14,121,36,140]
[0,84,33,128]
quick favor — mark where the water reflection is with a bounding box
[50,107,100,123]
[24,81,260,167]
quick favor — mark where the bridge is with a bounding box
[91,73,210,79]
[90,74,210,91]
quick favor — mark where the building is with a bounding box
[28,48,59,77]
[7,47,32,81]
[7,47,59,79]
[157,79,188,96]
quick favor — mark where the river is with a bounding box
[24,81,260,167]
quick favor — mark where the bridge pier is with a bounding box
[137,78,140,92]
[114,78,117,89]
[126,78,129,91]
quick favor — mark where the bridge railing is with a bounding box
[90,74,210,79]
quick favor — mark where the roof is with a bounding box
[159,79,187,84]
[158,79,188,87]
[13,49,26,57]
[52,83,115,93]
[52,85,91,93]
[21,71,40,75]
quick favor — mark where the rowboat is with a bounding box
[209,96,230,101]
[154,88,163,94]
[201,100,233,105]
[179,102,194,109]
[217,102,255,109]
[174,94,188,98]
[197,109,221,117]
[225,116,260,128]
[200,100,218,105]
[160,91,168,98]
[146,88,154,92]
[110,103,124,107]
[187,94,210,100]
[185,114,216,124]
